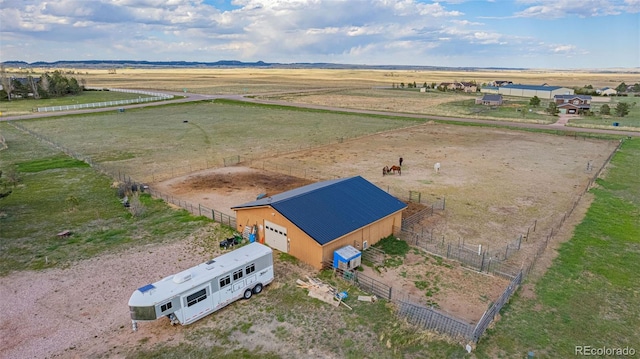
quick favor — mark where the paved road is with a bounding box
[2,89,639,138]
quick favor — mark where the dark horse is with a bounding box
[383,165,401,176]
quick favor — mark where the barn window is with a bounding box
[219,275,231,288]
[246,263,255,274]
[160,302,173,312]
[233,269,243,280]
[186,289,207,307]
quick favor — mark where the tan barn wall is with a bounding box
[320,211,403,268]
[235,206,324,269]
[235,207,404,270]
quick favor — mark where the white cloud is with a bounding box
[0,0,636,67]
[514,0,634,19]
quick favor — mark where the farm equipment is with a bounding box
[219,234,243,249]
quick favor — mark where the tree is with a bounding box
[529,96,541,107]
[0,64,14,101]
[615,102,629,117]
[0,168,20,199]
[27,75,40,99]
[546,102,559,115]
[600,104,611,115]
[615,82,627,93]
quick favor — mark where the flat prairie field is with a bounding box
[72,68,640,93]
[15,101,422,182]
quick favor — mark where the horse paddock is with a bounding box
[154,122,618,323]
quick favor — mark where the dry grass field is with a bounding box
[1,67,631,358]
[62,68,640,93]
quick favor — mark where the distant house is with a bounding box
[475,94,503,106]
[460,82,477,93]
[596,87,617,96]
[554,94,592,114]
[438,82,459,91]
[438,82,476,92]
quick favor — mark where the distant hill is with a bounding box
[0,59,528,71]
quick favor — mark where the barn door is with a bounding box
[264,220,288,253]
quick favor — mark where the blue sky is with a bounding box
[0,0,638,69]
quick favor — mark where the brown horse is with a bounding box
[383,166,390,176]
[389,165,401,175]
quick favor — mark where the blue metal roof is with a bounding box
[553,94,592,100]
[232,176,407,246]
[502,84,563,91]
[481,94,502,101]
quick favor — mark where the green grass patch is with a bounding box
[15,154,90,172]
[374,235,409,256]
[0,124,212,275]
[0,90,159,116]
[278,252,300,265]
[475,138,640,358]
[575,97,640,128]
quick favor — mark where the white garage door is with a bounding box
[264,220,288,253]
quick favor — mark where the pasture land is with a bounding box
[12,98,619,325]
[42,67,640,94]
[475,138,640,358]
[569,96,640,130]
[262,88,557,123]
[0,122,215,275]
[0,90,158,117]
[14,101,423,182]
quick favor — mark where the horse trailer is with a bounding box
[128,242,274,330]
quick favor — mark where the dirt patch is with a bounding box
[154,166,428,218]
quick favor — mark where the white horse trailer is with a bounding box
[128,242,274,330]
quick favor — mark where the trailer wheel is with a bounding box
[243,288,253,300]
[253,283,263,295]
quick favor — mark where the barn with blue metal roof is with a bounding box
[231,176,407,269]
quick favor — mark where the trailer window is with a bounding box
[160,302,172,312]
[219,275,231,288]
[186,288,207,307]
[233,269,243,280]
[246,263,255,274]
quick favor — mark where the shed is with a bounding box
[231,176,406,269]
[333,245,362,270]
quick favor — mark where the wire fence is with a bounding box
[7,122,237,228]
[36,88,174,112]
[394,226,522,279]
[247,158,447,214]
[331,264,523,343]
